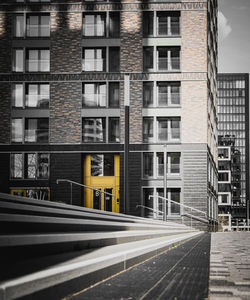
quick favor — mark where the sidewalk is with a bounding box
[209,232,250,300]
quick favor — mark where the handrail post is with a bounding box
[70,182,72,205]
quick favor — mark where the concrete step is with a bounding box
[0,213,193,234]
[0,193,189,231]
[0,231,203,300]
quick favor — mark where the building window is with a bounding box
[157,117,181,142]
[11,118,23,142]
[10,153,23,178]
[24,118,49,143]
[156,12,180,36]
[109,47,120,72]
[218,193,230,205]
[25,153,49,179]
[156,152,164,177]
[26,14,50,37]
[14,15,25,37]
[26,49,50,72]
[143,12,154,37]
[12,49,24,72]
[143,47,154,72]
[143,152,154,177]
[157,47,180,71]
[12,84,24,107]
[168,188,180,214]
[218,171,230,183]
[109,82,120,108]
[109,12,120,37]
[25,83,49,108]
[82,83,106,107]
[143,117,154,143]
[143,82,154,107]
[157,82,180,106]
[82,48,106,72]
[91,154,114,176]
[82,118,106,142]
[10,153,49,179]
[167,152,180,174]
[83,13,106,37]
[109,118,120,143]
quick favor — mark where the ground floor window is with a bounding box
[10,187,50,200]
[142,187,181,218]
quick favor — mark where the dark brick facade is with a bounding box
[0,83,11,144]
[0,13,11,74]
[50,82,82,144]
[51,12,82,73]
[120,11,143,73]
[50,153,82,205]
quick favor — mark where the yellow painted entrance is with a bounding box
[84,154,120,213]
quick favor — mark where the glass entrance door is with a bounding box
[93,189,101,209]
[104,188,112,212]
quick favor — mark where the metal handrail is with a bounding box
[56,179,116,205]
[136,204,163,216]
[150,195,207,217]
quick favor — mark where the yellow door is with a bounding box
[84,154,120,213]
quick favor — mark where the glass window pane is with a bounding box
[158,83,168,106]
[12,119,23,142]
[91,154,104,176]
[15,15,24,37]
[143,47,153,71]
[158,118,168,141]
[109,47,120,72]
[143,117,154,142]
[12,84,23,107]
[104,154,114,176]
[157,152,164,177]
[26,84,38,107]
[41,15,50,36]
[143,82,154,107]
[37,153,49,179]
[10,153,23,178]
[109,118,120,143]
[143,152,154,177]
[158,14,168,35]
[13,49,24,72]
[109,82,119,108]
[82,118,106,142]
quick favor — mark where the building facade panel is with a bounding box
[50,82,82,144]
[51,12,82,73]
[0,83,11,144]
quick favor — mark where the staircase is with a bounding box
[0,192,202,300]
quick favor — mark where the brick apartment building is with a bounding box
[0,0,218,229]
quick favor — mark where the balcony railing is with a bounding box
[158,92,180,106]
[25,129,49,143]
[157,57,180,71]
[25,95,49,108]
[26,25,50,37]
[26,60,50,72]
[83,24,105,37]
[82,93,106,107]
[82,59,105,72]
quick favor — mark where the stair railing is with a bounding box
[148,195,209,227]
[56,179,116,205]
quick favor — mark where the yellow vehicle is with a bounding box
[84,154,120,213]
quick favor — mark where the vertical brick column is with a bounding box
[0,83,11,144]
[0,13,11,73]
[50,12,82,144]
[50,82,82,144]
[50,12,82,73]
[120,7,143,143]
[181,10,207,72]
